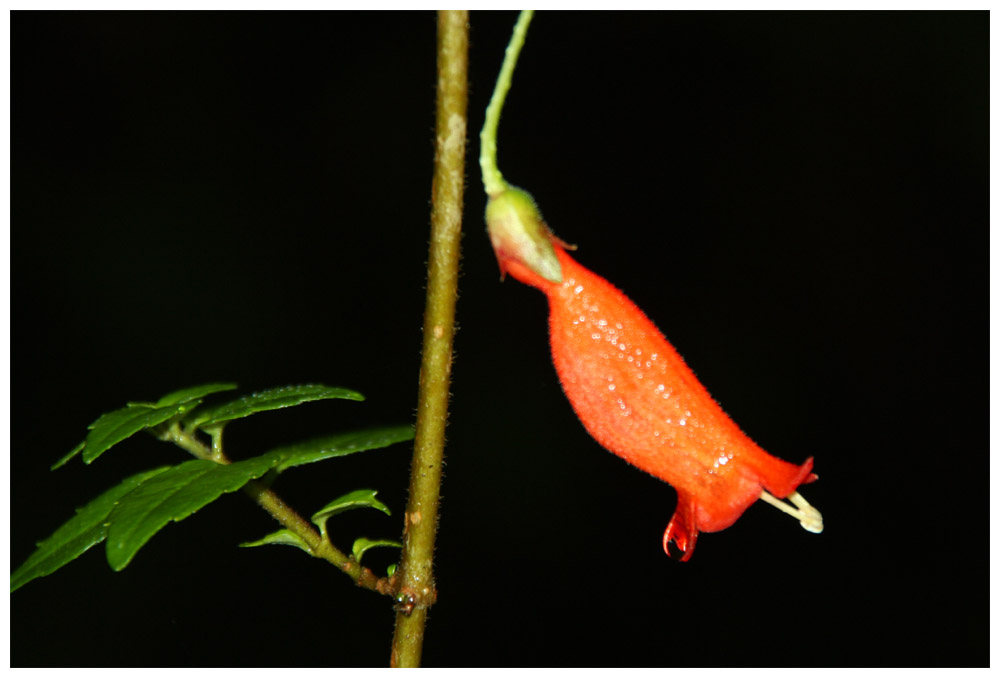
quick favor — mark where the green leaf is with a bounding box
[11,467,172,592]
[79,404,186,465]
[184,384,364,430]
[50,441,85,471]
[53,384,237,468]
[352,537,402,565]
[155,382,238,407]
[387,563,397,576]
[21,421,412,588]
[311,489,391,539]
[99,426,412,567]
[101,427,412,567]
[104,456,279,571]
[239,529,312,554]
[269,425,414,473]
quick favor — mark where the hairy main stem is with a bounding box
[390,9,469,668]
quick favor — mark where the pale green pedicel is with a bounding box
[479,9,534,197]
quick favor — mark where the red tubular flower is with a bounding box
[487,187,822,561]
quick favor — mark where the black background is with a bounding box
[12,10,986,667]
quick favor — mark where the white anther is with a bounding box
[759,489,824,534]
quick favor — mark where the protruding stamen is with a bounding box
[788,491,824,533]
[759,490,824,534]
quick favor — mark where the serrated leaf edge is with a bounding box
[184,384,365,430]
[273,426,414,473]
[56,383,236,468]
[104,458,278,571]
[81,403,189,465]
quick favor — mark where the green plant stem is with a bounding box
[479,9,534,196]
[390,9,469,669]
[160,422,394,595]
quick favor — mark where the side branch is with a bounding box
[390,9,469,669]
[160,423,395,595]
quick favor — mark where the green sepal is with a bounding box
[311,489,391,540]
[352,537,402,565]
[486,186,563,283]
[239,529,312,555]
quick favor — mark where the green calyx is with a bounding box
[480,12,561,284]
[486,186,562,283]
